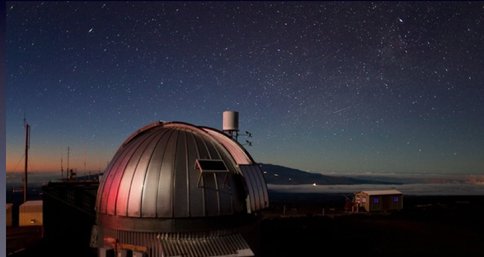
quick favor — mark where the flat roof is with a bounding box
[358,189,402,196]
[20,200,43,207]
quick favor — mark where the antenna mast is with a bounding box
[67,146,70,179]
[23,119,30,203]
[84,150,87,172]
[61,156,64,179]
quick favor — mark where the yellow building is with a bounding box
[19,200,43,226]
[354,190,403,212]
[6,203,13,226]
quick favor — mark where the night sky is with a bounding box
[6,2,484,174]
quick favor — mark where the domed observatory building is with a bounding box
[93,121,268,257]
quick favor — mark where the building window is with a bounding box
[392,196,399,203]
[372,197,379,204]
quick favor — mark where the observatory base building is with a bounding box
[92,121,268,257]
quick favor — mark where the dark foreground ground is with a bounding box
[261,194,484,257]
[7,191,484,257]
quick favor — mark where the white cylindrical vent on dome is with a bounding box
[223,111,239,131]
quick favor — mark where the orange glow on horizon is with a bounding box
[6,150,110,173]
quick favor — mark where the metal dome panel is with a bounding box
[96,122,248,220]
[239,164,269,212]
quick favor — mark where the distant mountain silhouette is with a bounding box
[260,163,396,185]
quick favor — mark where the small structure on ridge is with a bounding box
[353,189,403,213]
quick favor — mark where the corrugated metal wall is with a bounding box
[103,228,253,257]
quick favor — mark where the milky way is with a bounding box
[6,2,484,173]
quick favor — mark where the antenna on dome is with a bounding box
[222,111,239,141]
[222,110,252,146]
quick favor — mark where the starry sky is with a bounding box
[5,2,484,174]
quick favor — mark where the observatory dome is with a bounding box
[95,121,268,233]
